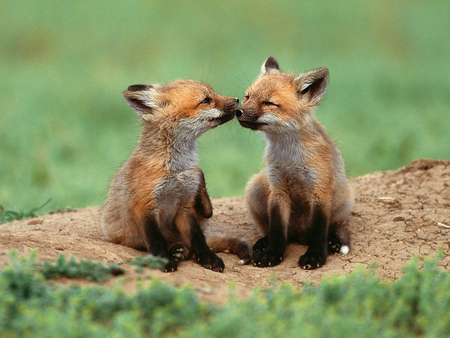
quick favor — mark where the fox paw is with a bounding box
[196,252,224,272]
[328,238,350,255]
[298,251,327,270]
[328,240,341,255]
[169,244,192,262]
[253,236,269,254]
[163,258,178,273]
[253,249,283,267]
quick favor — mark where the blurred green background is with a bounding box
[1,1,449,212]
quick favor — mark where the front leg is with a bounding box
[194,169,213,219]
[253,201,287,267]
[143,214,178,272]
[187,213,224,272]
[298,205,329,270]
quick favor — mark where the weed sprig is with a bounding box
[0,198,52,223]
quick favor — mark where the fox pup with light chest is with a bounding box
[102,80,244,272]
[237,57,354,270]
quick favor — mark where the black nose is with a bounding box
[236,109,243,118]
[234,97,239,104]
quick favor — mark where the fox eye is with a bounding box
[243,95,249,102]
[200,98,212,104]
[262,101,278,106]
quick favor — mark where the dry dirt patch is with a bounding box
[1,159,449,303]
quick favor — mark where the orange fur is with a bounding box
[102,80,241,272]
[238,57,354,269]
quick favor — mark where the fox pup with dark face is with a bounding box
[102,80,246,272]
[237,57,354,270]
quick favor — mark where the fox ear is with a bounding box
[261,56,281,75]
[294,67,329,104]
[122,84,159,117]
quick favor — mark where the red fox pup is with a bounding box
[236,57,354,270]
[102,80,244,272]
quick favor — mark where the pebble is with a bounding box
[28,219,43,225]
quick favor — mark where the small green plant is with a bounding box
[40,255,125,282]
[0,198,52,223]
[129,254,167,272]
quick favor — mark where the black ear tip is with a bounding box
[265,56,280,70]
[127,84,152,92]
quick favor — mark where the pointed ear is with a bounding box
[294,67,329,104]
[122,84,158,117]
[261,56,281,75]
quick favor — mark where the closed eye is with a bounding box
[262,101,278,106]
[200,98,212,104]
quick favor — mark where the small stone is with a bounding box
[377,196,402,209]
[393,216,405,222]
[27,219,43,225]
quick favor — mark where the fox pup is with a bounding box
[236,57,354,270]
[102,80,248,272]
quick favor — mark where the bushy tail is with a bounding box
[328,223,351,256]
[206,235,252,265]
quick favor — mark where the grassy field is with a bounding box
[1,1,449,212]
[2,252,450,337]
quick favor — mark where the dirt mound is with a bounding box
[1,159,449,303]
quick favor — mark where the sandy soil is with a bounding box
[1,159,449,303]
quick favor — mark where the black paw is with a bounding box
[196,252,225,272]
[327,232,341,254]
[328,240,341,254]
[253,236,269,254]
[169,244,192,262]
[163,258,178,273]
[298,251,327,270]
[253,249,283,267]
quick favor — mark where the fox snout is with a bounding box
[223,97,239,113]
[235,105,264,130]
[216,97,239,124]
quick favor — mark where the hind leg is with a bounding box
[328,184,353,255]
[327,230,342,254]
[328,224,350,255]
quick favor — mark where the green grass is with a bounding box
[40,254,127,282]
[1,251,450,337]
[1,1,449,213]
[0,198,52,223]
[128,255,169,273]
